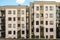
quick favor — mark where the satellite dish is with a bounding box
[16,0,25,5]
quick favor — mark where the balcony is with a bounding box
[26,30,30,38]
[31,13,34,19]
[40,26,44,38]
[17,30,21,38]
[26,26,30,30]
[31,33,35,38]
[26,12,29,17]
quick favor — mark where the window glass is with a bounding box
[36,28,39,32]
[8,24,11,28]
[46,28,48,32]
[36,21,39,25]
[8,10,11,14]
[8,17,12,21]
[50,21,53,25]
[36,13,39,18]
[36,6,39,11]
[46,21,48,25]
[8,31,12,34]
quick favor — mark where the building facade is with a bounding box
[0,1,60,39]
[30,1,56,39]
[56,3,60,38]
[0,6,30,38]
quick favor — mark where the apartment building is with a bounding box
[0,6,30,38]
[0,1,60,39]
[56,3,60,38]
[30,1,57,39]
[0,7,5,38]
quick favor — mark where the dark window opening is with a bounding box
[46,21,48,25]
[41,14,43,17]
[22,31,25,34]
[46,28,48,32]
[46,35,48,38]
[40,21,43,24]
[13,17,15,21]
[8,31,12,34]
[13,31,16,35]
[18,17,20,20]
[18,24,20,27]
[36,28,39,32]
[50,28,53,32]
[8,17,12,21]
[36,21,39,25]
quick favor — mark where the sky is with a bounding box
[0,0,60,6]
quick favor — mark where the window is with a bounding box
[18,17,20,20]
[8,31,12,34]
[8,17,12,21]
[13,17,16,21]
[32,28,34,32]
[50,35,53,38]
[50,14,53,18]
[46,28,48,32]
[13,24,15,28]
[18,10,20,14]
[46,35,48,38]
[36,21,39,25]
[50,6,53,11]
[45,6,48,11]
[40,6,43,10]
[50,28,53,32]
[40,21,43,24]
[13,10,15,14]
[36,6,39,11]
[36,13,39,18]
[8,10,11,14]
[8,24,11,28]
[36,28,39,32]
[46,21,48,25]
[22,30,25,34]
[13,31,16,35]
[22,10,24,14]
[41,14,43,17]
[18,24,20,27]
[46,13,48,18]
[26,30,29,34]
[22,17,24,21]
[50,21,53,25]
[22,24,24,28]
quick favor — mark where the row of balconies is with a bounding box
[31,25,44,38]
[17,30,30,38]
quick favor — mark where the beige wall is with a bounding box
[44,5,56,39]
[5,9,17,38]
